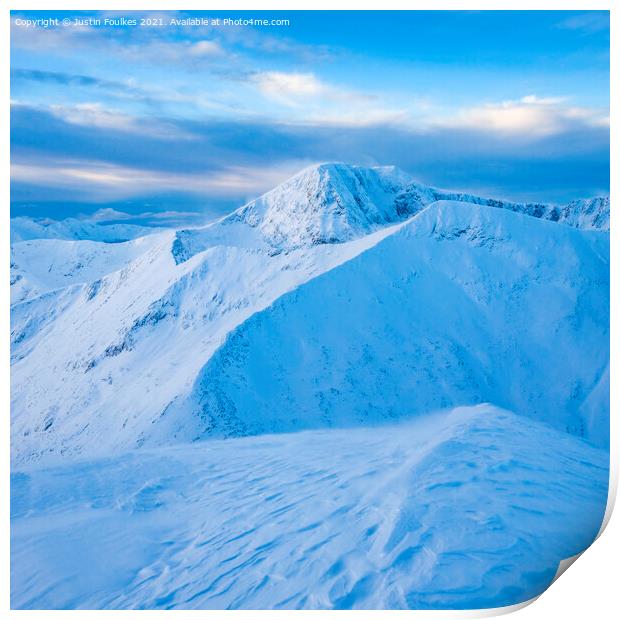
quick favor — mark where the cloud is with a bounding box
[10,66,194,113]
[251,71,373,106]
[248,75,609,135]
[10,97,608,209]
[89,207,134,221]
[49,103,140,132]
[10,11,332,76]
[11,68,114,88]
[304,108,411,128]
[188,40,224,56]
[248,71,411,126]
[519,95,567,106]
[10,68,162,106]
[120,39,232,67]
[432,95,609,137]
[14,101,196,141]
[556,12,609,34]
[253,71,327,100]
[88,207,210,227]
[11,16,106,54]
[11,14,231,72]
[11,155,311,202]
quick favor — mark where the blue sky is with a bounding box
[10,10,610,223]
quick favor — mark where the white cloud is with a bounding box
[249,71,412,126]
[11,16,95,51]
[432,95,609,137]
[88,207,207,224]
[11,15,230,70]
[250,74,606,134]
[303,107,411,128]
[146,210,205,220]
[50,103,137,132]
[121,38,232,67]
[44,102,196,139]
[89,208,134,221]
[11,157,311,201]
[252,71,329,102]
[519,95,567,106]
[189,40,224,56]
[251,71,375,105]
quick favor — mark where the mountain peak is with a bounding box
[224,162,429,250]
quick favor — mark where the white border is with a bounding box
[2,1,616,618]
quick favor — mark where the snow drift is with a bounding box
[11,406,608,609]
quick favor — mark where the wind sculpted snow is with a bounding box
[11,406,609,610]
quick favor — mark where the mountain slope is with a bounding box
[179,201,609,447]
[167,163,427,264]
[9,162,611,612]
[11,405,609,610]
[10,218,403,465]
[10,234,168,305]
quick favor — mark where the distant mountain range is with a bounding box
[10,215,159,244]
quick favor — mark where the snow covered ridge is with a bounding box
[171,163,609,263]
[10,234,168,305]
[225,162,611,243]
[181,201,609,448]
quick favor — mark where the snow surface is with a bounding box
[10,218,403,464]
[11,405,608,610]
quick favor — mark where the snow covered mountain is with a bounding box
[182,201,609,447]
[11,222,401,464]
[10,163,610,465]
[171,163,608,262]
[10,234,166,305]
[10,215,160,243]
[223,163,610,248]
